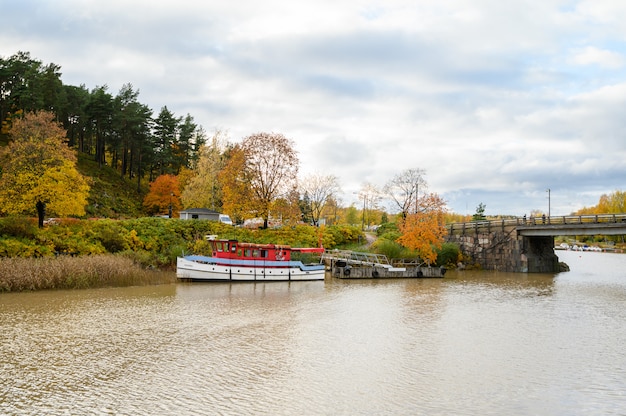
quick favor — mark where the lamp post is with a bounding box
[168,192,173,218]
[546,188,551,218]
[353,191,366,230]
[362,194,367,231]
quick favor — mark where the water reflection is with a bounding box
[1,254,626,415]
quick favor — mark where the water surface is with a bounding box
[1,250,625,415]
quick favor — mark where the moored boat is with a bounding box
[176,237,325,282]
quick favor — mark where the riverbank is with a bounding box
[0,255,176,292]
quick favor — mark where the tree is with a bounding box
[575,190,626,215]
[219,145,255,224]
[0,111,90,227]
[472,203,486,221]
[86,85,114,167]
[142,174,181,217]
[239,132,299,228]
[397,193,447,264]
[273,187,304,226]
[383,168,427,218]
[300,173,341,226]
[356,182,380,230]
[181,130,227,210]
[152,106,180,176]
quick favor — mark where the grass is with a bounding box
[77,153,148,218]
[0,254,176,292]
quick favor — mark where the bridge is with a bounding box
[445,214,626,273]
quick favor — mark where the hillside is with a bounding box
[77,153,147,218]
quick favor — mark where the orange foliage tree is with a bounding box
[396,193,447,264]
[143,174,181,217]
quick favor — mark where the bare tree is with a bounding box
[383,168,427,218]
[356,182,380,230]
[300,173,341,226]
[240,132,299,228]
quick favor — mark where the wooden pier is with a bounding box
[321,250,446,279]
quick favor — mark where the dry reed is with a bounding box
[0,255,176,292]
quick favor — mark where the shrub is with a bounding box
[435,242,461,267]
[376,222,398,237]
[372,238,408,260]
[0,217,38,239]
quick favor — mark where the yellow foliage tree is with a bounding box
[397,193,447,264]
[181,131,227,210]
[574,190,626,215]
[218,145,256,223]
[0,111,90,227]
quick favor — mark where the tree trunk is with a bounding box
[36,201,46,228]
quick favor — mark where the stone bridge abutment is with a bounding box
[446,214,626,273]
[446,224,558,273]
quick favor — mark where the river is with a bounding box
[1,250,625,415]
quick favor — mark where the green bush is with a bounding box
[0,217,38,239]
[376,222,398,237]
[435,242,461,267]
[371,238,408,260]
[0,218,365,267]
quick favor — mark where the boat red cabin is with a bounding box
[208,238,323,262]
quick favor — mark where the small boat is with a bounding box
[176,237,326,282]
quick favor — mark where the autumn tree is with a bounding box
[273,187,304,226]
[383,168,427,218]
[575,190,626,215]
[182,130,228,210]
[397,193,447,264]
[239,132,299,228]
[300,173,341,226]
[142,174,181,217]
[219,145,254,224]
[0,111,90,227]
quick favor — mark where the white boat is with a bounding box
[176,238,326,282]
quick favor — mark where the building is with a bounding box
[179,208,233,225]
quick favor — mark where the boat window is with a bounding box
[231,245,237,253]
[261,250,268,258]
[252,250,259,257]
[237,249,242,257]
[216,242,223,252]
[244,249,252,257]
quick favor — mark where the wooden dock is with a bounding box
[321,250,446,279]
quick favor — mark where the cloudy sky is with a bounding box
[2,0,626,216]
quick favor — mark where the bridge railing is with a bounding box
[447,213,626,233]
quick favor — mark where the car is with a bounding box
[219,214,233,225]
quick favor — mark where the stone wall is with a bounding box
[447,228,559,273]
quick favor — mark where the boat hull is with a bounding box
[176,256,326,282]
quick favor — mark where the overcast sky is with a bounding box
[2,0,626,216]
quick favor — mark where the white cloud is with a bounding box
[570,46,625,69]
[2,0,626,216]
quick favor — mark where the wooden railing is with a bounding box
[447,213,626,233]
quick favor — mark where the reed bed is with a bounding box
[0,255,177,292]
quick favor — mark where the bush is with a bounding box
[0,217,38,239]
[371,238,408,260]
[376,222,398,237]
[435,242,461,267]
